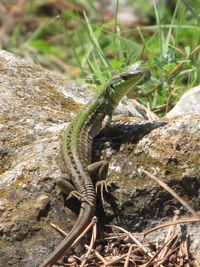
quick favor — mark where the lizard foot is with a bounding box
[67,191,93,206]
[96,180,108,205]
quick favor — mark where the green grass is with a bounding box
[6,0,200,116]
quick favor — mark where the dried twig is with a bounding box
[124,245,133,267]
[168,45,200,77]
[154,236,180,267]
[144,217,200,238]
[143,235,175,267]
[141,169,199,217]
[85,244,108,265]
[80,218,97,267]
[106,224,158,263]
[50,222,68,237]
[49,217,97,266]
[179,225,190,266]
[141,45,200,98]
[100,253,129,267]
[158,210,180,260]
[51,215,196,266]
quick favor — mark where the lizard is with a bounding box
[40,69,144,267]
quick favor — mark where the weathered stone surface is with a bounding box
[94,115,200,258]
[0,50,90,267]
[166,85,200,118]
[0,50,200,266]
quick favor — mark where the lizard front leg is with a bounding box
[87,161,109,204]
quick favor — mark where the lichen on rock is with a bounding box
[0,50,200,265]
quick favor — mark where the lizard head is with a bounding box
[105,69,144,109]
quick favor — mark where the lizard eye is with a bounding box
[120,70,141,81]
[120,73,131,80]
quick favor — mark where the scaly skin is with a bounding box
[40,69,144,267]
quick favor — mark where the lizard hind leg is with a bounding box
[55,176,75,195]
[55,176,82,203]
[55,176,80,200]
[56,176,93,206]
[87,161,109,204]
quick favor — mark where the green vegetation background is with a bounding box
[1,0,200,116]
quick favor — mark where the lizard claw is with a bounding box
[95,180,108,205]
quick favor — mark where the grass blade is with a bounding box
[83,11,109,69]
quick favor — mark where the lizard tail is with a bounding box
[39,201,95,267]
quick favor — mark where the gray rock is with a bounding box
[0,50,199,266]
[166,85,200,118]
[95,114,200,260]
